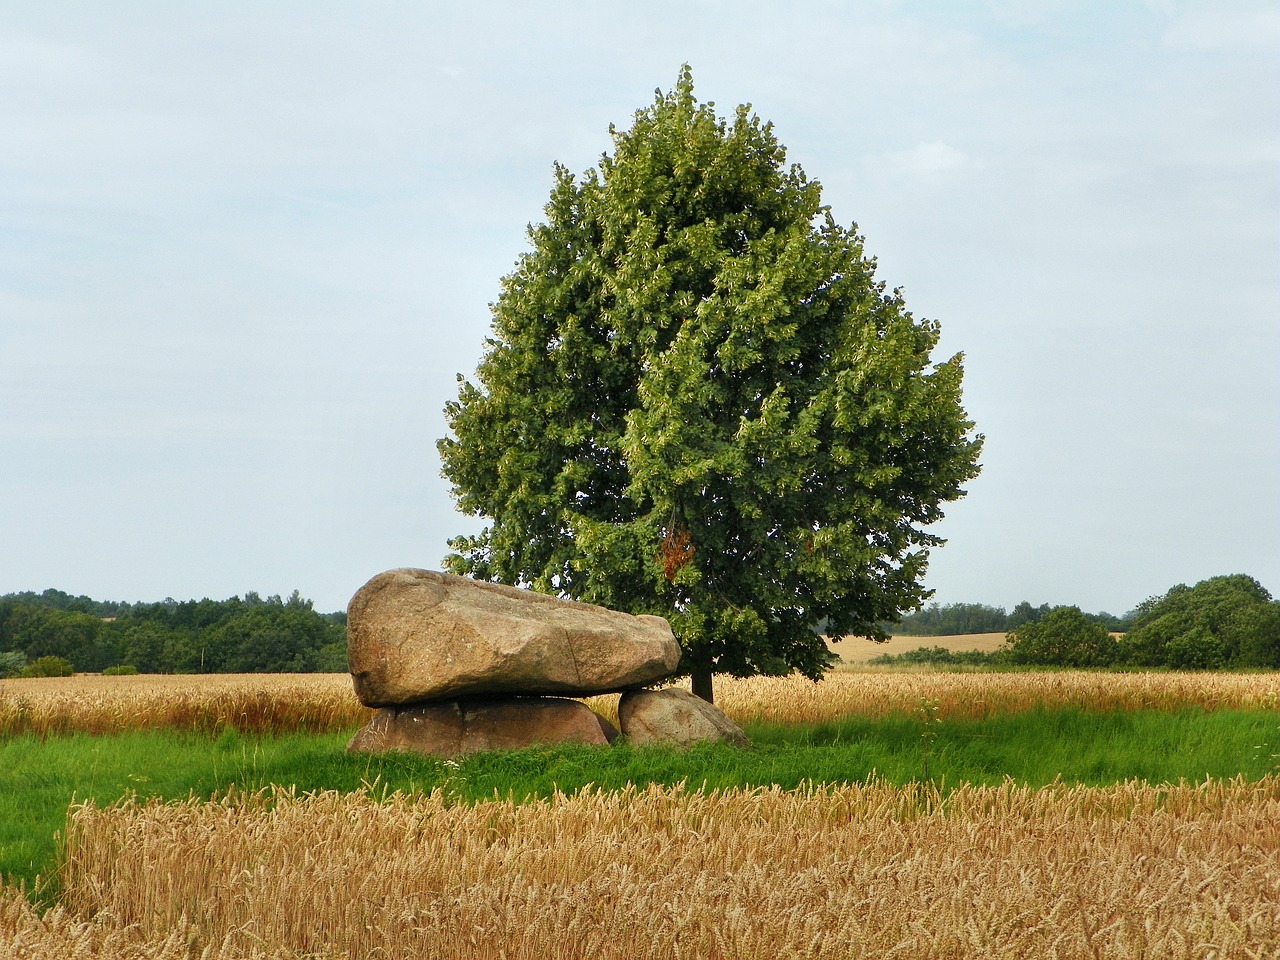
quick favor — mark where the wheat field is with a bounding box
[0,673,371,737]
[1,777,1268,959]
[4,671,1280,958]
[829,632,1009,662]
[700,670,1280,725]
[4,670,1278,737]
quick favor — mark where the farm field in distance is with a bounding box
[1,670,1279,958]
[830,631,1009,662]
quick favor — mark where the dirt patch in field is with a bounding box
[827,632,1008,663]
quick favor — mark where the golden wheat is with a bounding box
[4,671,1278,737]
[0,884,297,960]
[591,670,1280,727]
[0,674,370,738]
[24,777,1276,960]
[831,631,1009,662]
[4,672,1280,957]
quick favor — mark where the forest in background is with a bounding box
[0,587,1087,677]
[3,573,1277,676]
[887,601,1128,636]
[0,589,346,677]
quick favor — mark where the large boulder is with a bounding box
[347,569,681,706]
[618,688,750,748]
[348,696,617,757]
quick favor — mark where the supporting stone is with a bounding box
[348,696,614,758]
[618,688,750,748]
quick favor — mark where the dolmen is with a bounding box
[346,569,748,757]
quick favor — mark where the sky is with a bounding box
[2,1,1277,619]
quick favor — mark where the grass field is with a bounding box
[2,670,1279,958]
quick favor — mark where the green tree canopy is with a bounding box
[1119,574,1280,669]
[0,590,346,675]
[892,602,1009,636]
[1004,606,1118,668]
[20,655,75,678]
[0,650,25,679]
[439,68,983,701]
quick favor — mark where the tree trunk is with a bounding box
[690,663,714,704]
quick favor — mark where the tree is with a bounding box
[117,621,178,673]
[893,602,1007,636]
[19,655,74,678]
[439,68,983,702]
[0,650,25,679]
[1007,601,1051,630]
[1,605,117,672]
[1004,606,1118,667]
[1119,574,1279,669]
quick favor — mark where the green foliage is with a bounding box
[18,655,75,678]
[439,67,983,700]
[892,602,1009,636]
[1004,606,1118,668]
[890,600,1128,636]
[311,642,350,674]
[1119,574,1280,669]
[865,645,1005,667]
[101,664,138,676]
[201,606,335,673]
[0,604,115,672]
[0,591,347,675]
[0,651,26,678]
[0,588,133,618]
[116,621,176,673]
[1006,601,1051,630]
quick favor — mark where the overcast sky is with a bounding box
[2,1,1277,619]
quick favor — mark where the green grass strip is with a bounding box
[2,707,1277,895]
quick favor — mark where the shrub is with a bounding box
[1004,607,1118,668]
[102,664,139,676]
[0,650,26,679]
[19,655,75,678]
[1120,574,1280,668]
[866,646,1005,667]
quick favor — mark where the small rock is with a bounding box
[618,688,750,748]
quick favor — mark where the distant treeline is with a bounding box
[0,588,346,677]
[888,601,1129,636]
[5,574,1277,677]
[872,575,1280,671]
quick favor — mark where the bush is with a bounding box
[19,655,75,678]
[102,664,139,676]
[866,646,1005,667]
[1119,575,1279,669]
[1004,607,1118,668]
[0,650,26,678]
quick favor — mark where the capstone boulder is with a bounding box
[347,569,681,707]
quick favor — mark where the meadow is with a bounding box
[1,670,1279,958]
